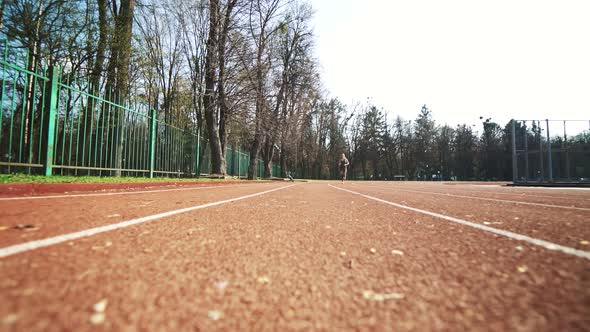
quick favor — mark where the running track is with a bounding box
[1,181,589,331]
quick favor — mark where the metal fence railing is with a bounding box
[0,42,280,179]
[511,119,590,184]
[0,44,49,171]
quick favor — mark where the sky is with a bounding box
[309,0,590,132]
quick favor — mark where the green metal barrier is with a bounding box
[225,144,250,178]
[0,42,279,179]
[0,45,51,172]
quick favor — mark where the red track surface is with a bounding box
[1,181,589,331]
[0,180,249,197]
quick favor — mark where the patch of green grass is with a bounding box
[0,174,251,184]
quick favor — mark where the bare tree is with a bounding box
[173,0,208,173]
[243,0,286,179]
[102,0,135,176]
[136,0,184,124]
[259,1,313,177]
[203,0,239,175]
[81,0,108,167]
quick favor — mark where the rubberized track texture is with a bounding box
[1,181,589,331]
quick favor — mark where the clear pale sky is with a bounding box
[309,0,590,131]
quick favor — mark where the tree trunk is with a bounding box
[248,112,263,179]
[279,140,287,177]
[23,48,38,168]
[262,137,274,178]
[81,0,108,170]
[104,0,134,176]
[0,0,6,31]
[216,0,236,164]
[248,35,267,180]
[203,0,225,175]
[114,0,134,177]
[23,1,44,168]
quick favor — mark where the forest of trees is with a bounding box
[1,0,588,180]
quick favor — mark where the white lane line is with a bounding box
[370,183,590,201]
[329,185,590,260]
[505,186,590,192]
[445,185,590,200]
[356,184,590,211]
[0,183,261,201]
[0,184,296,258]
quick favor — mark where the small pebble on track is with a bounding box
[345,259,354,269]
[2,314,19,325]
[14,224,38,231]
[362,290,404,301]
[93,299,108,313]
[208,310,223,321]
[90,313,105,325]
[214,280,229,294]
[257,276,271,284]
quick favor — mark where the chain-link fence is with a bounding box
[511,119,590,184]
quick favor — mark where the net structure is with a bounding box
[510,119,590,184]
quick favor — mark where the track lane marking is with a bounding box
[329,185,590,260]
[0,183,264,201]
[360,182,590,202]
[464,185,590,196]
[379,183,590,200]
[444,185,589,200]
[0,184,296,258]
[353,184,590,211]
[360,184,590,201]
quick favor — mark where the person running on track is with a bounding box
[339,153,350,184]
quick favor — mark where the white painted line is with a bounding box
[373,183,590,201]
[0,184,296,258]
[358,184,590,211]
[448,185,590,200]
[0,183,260,201]
[329,185,590,260]
[505,186,590,191]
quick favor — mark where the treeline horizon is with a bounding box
[1,0,588,180]
[309,101,590,181]
[301,101,511,181]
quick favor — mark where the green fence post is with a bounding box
[42,66,59,176]
[149,109,156,178]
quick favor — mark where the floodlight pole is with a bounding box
[511,119,517,182]
[523,121,529,183]
[546,119,553,182]
[563,121,570,180]
[538,120,544,181]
